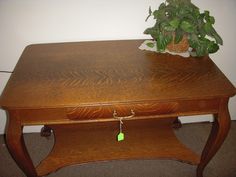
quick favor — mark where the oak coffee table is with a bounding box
[0,40,235,177]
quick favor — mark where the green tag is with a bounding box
[117,132,124,141]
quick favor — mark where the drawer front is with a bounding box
[66,102,178,120]
[17,98,220,125]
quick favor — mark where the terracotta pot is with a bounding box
[167,33,189,53]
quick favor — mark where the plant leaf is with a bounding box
[169,18,180,29]
[203,22,212,33]
[204,10,210,17]
[210,27,223,45]
[165,33,173,44]
[204,23,223,45]
[211,31,223,45]
[180,21,194,33]
[144,27,159,37]
[196,45,208,57]
[161,21,176,31]
[149,6,152,14]
[145,6,153,21]
[144,28,157,40]
[199,28,206,38]
[195,38,209,56]
[153,9,166,19]
[174,29,184,44]
[208,16,215,24]
[156,33,167,52]
[146,42,155,48]
[203,10,215,24]
[159,3,166,10]
[208,42,219,53]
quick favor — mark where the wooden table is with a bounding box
[0,40,235,177]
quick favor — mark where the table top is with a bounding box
[0,39,235,109]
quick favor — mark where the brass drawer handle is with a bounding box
[113,109,135,120]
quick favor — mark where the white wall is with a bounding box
[0,0,235,134]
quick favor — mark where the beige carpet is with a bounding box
[0,121,236,177]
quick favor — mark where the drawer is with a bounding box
[66,101,179,120]
[18,98,219,125]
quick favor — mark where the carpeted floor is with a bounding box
[0,121,235,177]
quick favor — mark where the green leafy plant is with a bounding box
[144,0,223,56]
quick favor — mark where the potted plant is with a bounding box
[144,0,223,57]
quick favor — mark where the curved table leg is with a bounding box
[6,110,38,177]
[197,98,231,177]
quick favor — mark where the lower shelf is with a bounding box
[36,118,200,176]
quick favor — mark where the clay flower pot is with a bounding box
[167,34,189,53]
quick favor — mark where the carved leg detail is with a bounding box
[197,98,231,177]
[40,125,52,137]
[172,117,182,129]
[6,111,38,177]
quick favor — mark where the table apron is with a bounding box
[9,98,221,126]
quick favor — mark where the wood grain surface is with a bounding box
[36,118,200,176]
[0,40,235,109]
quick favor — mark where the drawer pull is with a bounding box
[113,109,135,120]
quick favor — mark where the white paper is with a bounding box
[139,40,190,58]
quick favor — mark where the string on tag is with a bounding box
[113,110,135,142]
[119,118,123,133]
[117,118,124,141]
